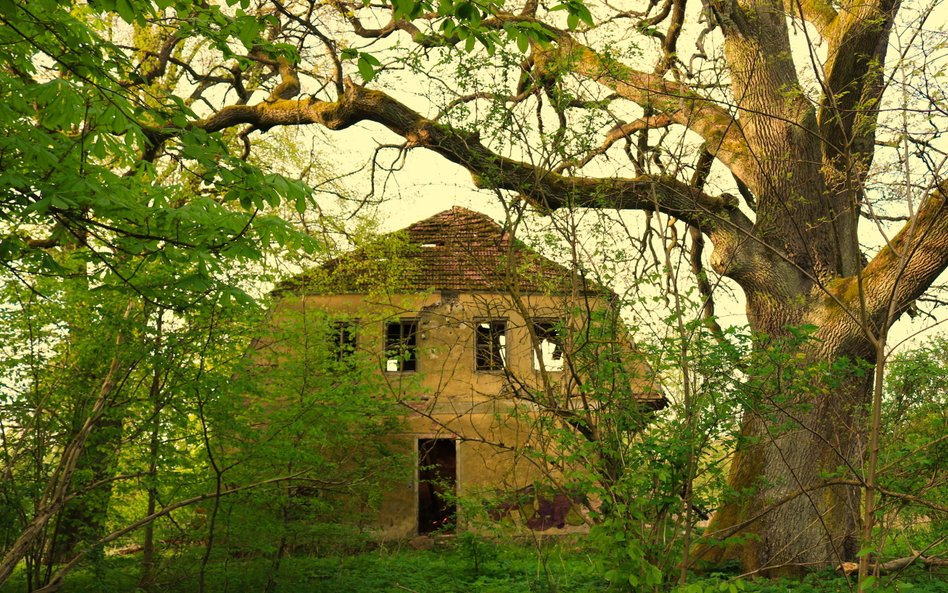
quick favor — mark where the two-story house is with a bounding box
[271,207,663,538]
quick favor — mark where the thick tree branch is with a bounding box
[153,82,751,242]
[265,56,301,102]
[656,0,687,74]
[854,181,948,327]
[819,0,900,172]
[717,0,863,279]
[124,33,185,88]
[785,0,837,37]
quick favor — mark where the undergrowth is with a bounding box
[3,537,945,593]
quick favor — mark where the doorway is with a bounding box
[417,438,457,534]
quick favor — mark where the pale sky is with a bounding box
[292,3,948,352]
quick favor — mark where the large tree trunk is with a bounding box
[702,374,867,574]
[699,298,875,575]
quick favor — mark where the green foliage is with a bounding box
[342,48,384,82]
[0,4,349,582]
[495,272,890,589]
[516,298,753,589]
[0,0,317,304]
[0,258,412,588]
[0,257,264,587]
[5,540,946,593]
[876,337,948,552]
[382,0,568,56]
[550,0,594,30]
[204,302,410,558]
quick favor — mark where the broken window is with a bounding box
[532,320,564,372]
[330,321,357,361]
[475,320,506,371]
[385,319,418,372]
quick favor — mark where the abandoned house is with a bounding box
[265,207,664,538]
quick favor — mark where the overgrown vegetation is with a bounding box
[2,538,945,593]
[2,0,948,590]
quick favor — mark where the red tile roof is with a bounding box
[399,207,579,293]
[299,207,606,295]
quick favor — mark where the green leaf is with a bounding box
[357,55,376,81]
[113,0,137,23]
[455,1,473,20]
[235,16,261,49]
[392,0,421,19]
[576,3,594,25]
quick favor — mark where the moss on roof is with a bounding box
[284,207,609,296]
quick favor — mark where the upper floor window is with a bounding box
[330,321,357,362]
[385,319,418,372]
[475,320,507,371]
[533,320,564,372]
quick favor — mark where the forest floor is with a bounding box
[5,537,947,593]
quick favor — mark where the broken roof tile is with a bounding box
[290,207,607,296]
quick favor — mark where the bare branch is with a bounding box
[537,36,753,182]
[553,114,674,174]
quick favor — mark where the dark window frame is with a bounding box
[532,319,564,372]
[474,319,507,372]
[385,319,418,372]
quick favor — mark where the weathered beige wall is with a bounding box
[283,289,600,538]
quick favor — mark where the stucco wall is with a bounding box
[275,289,604,537]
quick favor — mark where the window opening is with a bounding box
[330,321,357,361]
[533,320,564,372]
[475,320,507,371]
[385,319,418,372]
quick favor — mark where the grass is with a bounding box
[4,538,946,593]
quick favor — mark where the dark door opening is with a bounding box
[417,438,457,534]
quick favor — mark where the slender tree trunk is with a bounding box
[139,401,162,591]
[0,302,132,587]
[47,415,123,564]
[140,312,165,592]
